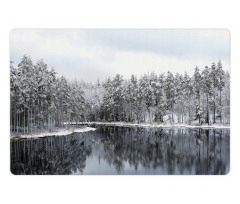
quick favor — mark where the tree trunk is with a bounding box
[23,106,25,134]
[188,96,191,124]
[207,94,210,125]
[199,93,201,124]
[220,90,222,124]
[213,94,216,124]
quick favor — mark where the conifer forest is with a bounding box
[10,55,230,134]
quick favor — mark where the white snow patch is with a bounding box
[73,127,96,133]
[11,127,96,140]
[77,122,230,129]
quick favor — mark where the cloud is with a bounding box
[110,51,229,78]
[9,29,230,81]
[84,29,230,61]
[42,37,95,59]
[10,29,95,60]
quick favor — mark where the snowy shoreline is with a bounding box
[11,127,97,141]
[75,122,230,129]
[11,122,230,141]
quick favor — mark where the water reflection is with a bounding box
[10,127,230,175]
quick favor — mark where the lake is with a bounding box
[10,126,230,175]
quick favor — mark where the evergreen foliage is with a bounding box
[10,55,230,133]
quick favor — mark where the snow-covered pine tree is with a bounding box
[202,66,213,125]
[174,73,184,123]
[182,72,193,124]
[210,62,218,124]
[164,71,175,124]
[154,73,166,123]
[193,66,202,123]
[216,60,225,123]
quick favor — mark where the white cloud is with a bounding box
[9,29,230,81]
[42,37,95,59]
[111,51,230,78]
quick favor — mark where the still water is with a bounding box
[10,126,230,175]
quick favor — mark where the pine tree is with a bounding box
[183,72,193,124]
[216,60,225,123]
[193,66,202,123]
[164,71,175,123]
[154,73,166,123]
[210,62,218,124]
[202,66,212,125]
[174,73,183,123]
[112,74,124,121]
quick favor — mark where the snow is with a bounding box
[11,127,96,140]
[77,122,230,129]
[73,127,96,132]
[11,122,229,141]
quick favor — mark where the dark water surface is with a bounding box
[10,126,230,175]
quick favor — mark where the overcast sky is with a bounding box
[10,29,230,82]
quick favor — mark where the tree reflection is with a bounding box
[11,135,92,175]
[11,127,230,175]
[94,126,229,175]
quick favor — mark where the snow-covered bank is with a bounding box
[11,127,96,141]
[74,122,230,129]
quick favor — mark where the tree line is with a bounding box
[10,55,230,134]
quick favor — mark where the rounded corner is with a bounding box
[10,168,17,175]
[222,28,230,38]
[9,28,19,37]
[224,167,230,175]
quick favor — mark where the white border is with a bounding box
[1,1,239,204]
